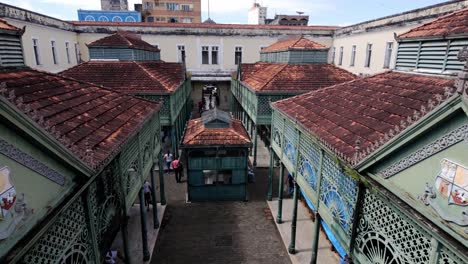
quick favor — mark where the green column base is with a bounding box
[288,246,296,254]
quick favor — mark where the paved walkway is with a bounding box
[151,168,291,264]
[268,199,340,264]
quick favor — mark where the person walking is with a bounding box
[198,100,203,114]
[163,150,173,174]
[172,158,181,183]
[143,180,152,211]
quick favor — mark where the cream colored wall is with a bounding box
[330,25,415,76]
[4,18,79,73]
[78,33,333,72]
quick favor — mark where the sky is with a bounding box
[0,0,450,26]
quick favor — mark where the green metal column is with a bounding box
[121,216,132,264]
[253,124,258,167]
[276,162,285,223]
[310,149,324,264]
[150,163,160,229]
[310,212,321,263]
[171,127,177,159]
[230,93,234,113]
[139,188,150,261]
[288,180,299,254]
[158,151,167,205]
[267,146,274,201]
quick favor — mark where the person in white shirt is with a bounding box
[143,180,152,211]
[163,150,173,174]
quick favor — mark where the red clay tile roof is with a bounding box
[71,21,339,31]
[399,8,468,39]
[272,71,456,164]
[61,61,184,94]
[182,118,252,146]
[0,67,159,169]
[261,36,327,52]
[87,31,160,52]
[241,62,356,93]
[0,19,21,32]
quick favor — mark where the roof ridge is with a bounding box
[290,36,304,49]
[259,63,289,91]
[133,61,168,91]
[116,32,134,47]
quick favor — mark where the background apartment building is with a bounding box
[142,0,201,23]
[101,0,128,11]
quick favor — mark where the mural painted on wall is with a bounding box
[420,159,468,230]
[0,166,31,240]
[436,159,468,206]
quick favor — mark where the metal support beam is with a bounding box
[253,124,258,167]
[158,151,167,205]
[276,162,284,223]
[288,180,299,254]
[139,188,150,261]
[171,127,178,159]
[150,163,160,229]
[121,215,132,264]
[267,146,274,201]
[310,212,321,264]
[310,149,324,264]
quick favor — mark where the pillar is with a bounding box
[253,124,258,167]
[139,188,150,261]
[121,216,132,264]
[246,117,250,135]
[288,180,299,254]
[276,162,284,223]
[171,127,177,159]
[267,146,274,201]
[310,211,321,264]
[150,164,160,229]
[158,151,167,205]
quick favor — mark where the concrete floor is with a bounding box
[268,199,340,264]
[150,168,291,264]
[111,202,166,264]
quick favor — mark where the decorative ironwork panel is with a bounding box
[283,124,298,165]
[438,245,466,264]
[0,139,66,185]
[88,165,122,251]
[355,189,432,264]
[127,159,140,194]
[271,110,284,148]
[298,137,321,191]
[319,153,358,235]
[21,198,95,264]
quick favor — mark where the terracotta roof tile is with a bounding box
[87,31,160,52]
[272,71,455,164]
[261,36,327,52]
[399,8,468,39]
[71,21,339,31]
[0,67,159,169]
[182,118,252,146]
[0,19,21,32]
[241,62,356,93]
[61,61,184,94]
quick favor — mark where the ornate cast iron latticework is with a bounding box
[87,164,122,252]
[320,153,358,236]
[354,189,468,264]
[21,199,96,264]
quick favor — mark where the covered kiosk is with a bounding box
[181,109,252,201]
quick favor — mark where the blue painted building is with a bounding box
[77,10,141,22]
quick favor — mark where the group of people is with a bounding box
[163,150,184,183]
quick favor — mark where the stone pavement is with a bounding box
[250,134,270,168]
[150,168,291,264]
[268,199,340,264]
[111,203,166,264]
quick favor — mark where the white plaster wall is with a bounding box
[78,33,333,72]
[330,24,416,76]
[4,18,79,73]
